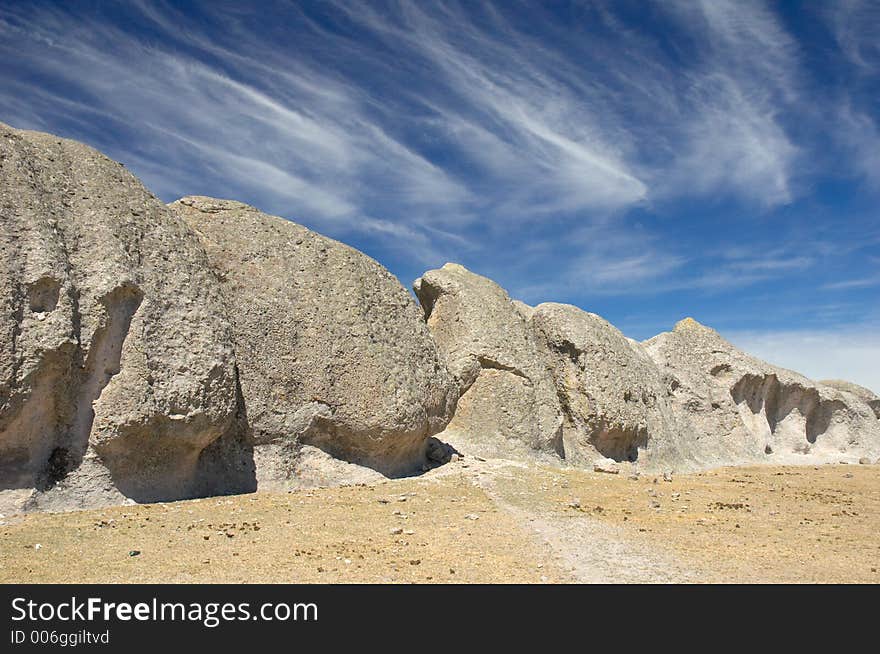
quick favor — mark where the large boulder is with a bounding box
[413,264,563,460]
[170,197,458,485]
[529,303,694,469]
[643,318,880,465]
[0,122,243,512]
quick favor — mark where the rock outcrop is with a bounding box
[171,197,458,486]
[0,122,243,513]
[413,265,695,468]
[529,303,694,469]
[0,123,459,512]
[413,264,562,461]
[820,380,880,420]
[2,120,878,514]
[412,267,879,472]
[644,318,880,466]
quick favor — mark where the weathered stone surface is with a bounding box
[413,264,562,460]
[0,122,242,513]
[412,267,700,469]
[820,379,880,420]
[171,197,458,484]
[530,303,693,469]
[644,318,880,466]
[5,120,879,515]
[511,299,535,321]
[413,268,879,472]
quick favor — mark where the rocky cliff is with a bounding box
[413,263,563,462]
[1,122,877,513]
[643,318,880,468]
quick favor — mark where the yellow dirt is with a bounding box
[489,462,880,583]
[1,462,877,583]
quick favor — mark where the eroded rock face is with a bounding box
[171,197,458,484]
[0,122,243,512]
[644,318,880,466]
[412,266,698,469]
[4,120,877,513]
[820,380,880,420]
[413,268,880,472]
[413,264,563,460]
[412,265,702,468]
[530,303,691,468]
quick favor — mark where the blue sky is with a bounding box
[1,1,878,391]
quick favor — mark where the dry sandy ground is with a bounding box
[1,460,878,583]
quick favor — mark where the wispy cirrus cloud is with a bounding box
[824,0,880,71]
[0,0,816,230]
[652,0,801,207]
[0,0,877,360]
[821,275,880,291]
[835,104,880,188]
[329,0,650,218]
[512,227,688,302]
[0,0,470,257]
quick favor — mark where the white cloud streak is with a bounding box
[0,0,877,297]
[0,1,470,255]
[653,0,801,206]
[0,0,825,228]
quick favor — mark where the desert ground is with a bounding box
[1,459,877,584]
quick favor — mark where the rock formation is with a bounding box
[529,303,695,469]
[643,318,880,466]
[413,264,563,461]
[171,197,458,487]
[820,380,880,420]
[412,266,879,472]
[0,122,457,513]
[1,121,877,514]
[0,122,242,513]
[414,265,695,469]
